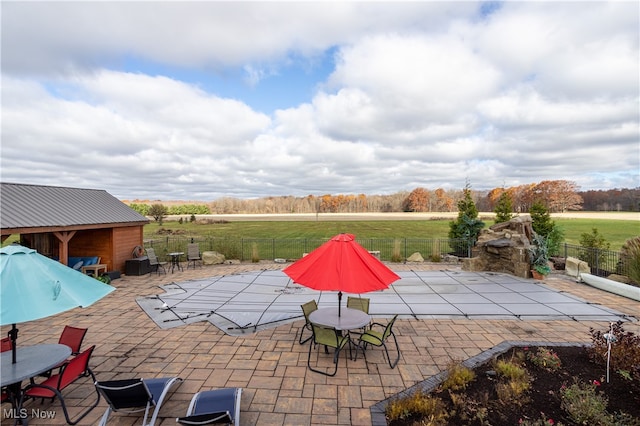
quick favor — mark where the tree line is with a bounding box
[125,181,639,215]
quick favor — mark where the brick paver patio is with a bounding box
[2,262,639,425]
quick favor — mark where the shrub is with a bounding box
[448,392,489,423]
[129,203,150,216]
[251,242,260,263]
[441,362,475,391]
[527,234,551,275]
[518,413,565,425]
[526,347,562,372]
[496,379,531,406]
[494,358,531,405]
[588,321,640,382]
[560,380,611,425]
[385,389,448,424]
[578,228,610,267]
[494,359,528,381]
[95,274,111,284]
[391,239,403,262]
[619,236,640,286]
[546,225,565,257]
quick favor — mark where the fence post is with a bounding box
[403,238,407,260]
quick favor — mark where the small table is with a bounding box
[168,252,184,273]
[309,307,371,331]
[81,264,107,277]
[1,344,72,424]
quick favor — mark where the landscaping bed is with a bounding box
[386,323,640,426]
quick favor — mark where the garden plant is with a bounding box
[385,322,640,426]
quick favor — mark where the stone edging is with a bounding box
[369,340,589,426]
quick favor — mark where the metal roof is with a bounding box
[1,182,149,230]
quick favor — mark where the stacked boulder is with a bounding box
[463,216,535,278]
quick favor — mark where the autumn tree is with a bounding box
[434,188,454,212]
[486,187,505,212]
[403,187,430,212]
[356,194,368,212]
[532,180,583,212]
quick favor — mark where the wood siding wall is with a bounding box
[12,224,145,274]
[113,226,144,272]
[70,229,112,269]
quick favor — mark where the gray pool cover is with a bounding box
[137,269,635,336]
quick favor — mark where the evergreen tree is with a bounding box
[448,183,484,243]
[494,191,514,223]
[529,201,554,237]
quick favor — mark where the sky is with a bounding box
[1,1,639,201]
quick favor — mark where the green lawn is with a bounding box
[146,217,639,250]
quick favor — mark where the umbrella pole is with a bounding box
[9,324,18,364]
[338,291,342,317]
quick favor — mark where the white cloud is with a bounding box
[1,1,638,200]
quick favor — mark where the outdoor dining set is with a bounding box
[1,324,242,425]
[299,297,400,377]
[0,245,243,425]
[1,308,399,426]
[145,243,202,275]
[1,234,403,424]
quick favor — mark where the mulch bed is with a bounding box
[390,345,640,425]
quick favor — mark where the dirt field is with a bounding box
[183,211,639,222]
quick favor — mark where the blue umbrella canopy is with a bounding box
[1,244,115,362]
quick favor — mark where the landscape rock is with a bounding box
[406,252,424,262]
[202,251,225,265]
[463,216,534,278]
[565,256,589,278]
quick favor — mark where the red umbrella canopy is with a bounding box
[283,233,400,294]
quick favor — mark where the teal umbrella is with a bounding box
[1,244,115,363]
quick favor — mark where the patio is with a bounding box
[3,262,639,425]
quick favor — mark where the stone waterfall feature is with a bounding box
[463,216,535,278]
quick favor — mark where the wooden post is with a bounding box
[53,231,76,265]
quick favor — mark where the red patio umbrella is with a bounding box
[283,233,400,316]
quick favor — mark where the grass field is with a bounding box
[147,216,639,250]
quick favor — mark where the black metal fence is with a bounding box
[143,237,632,279]
[144,236,472,262]
[561,243,629,278]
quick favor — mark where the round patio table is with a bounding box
[1,343,71,424]
[168,252,184,273]
[309,307,370,331]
